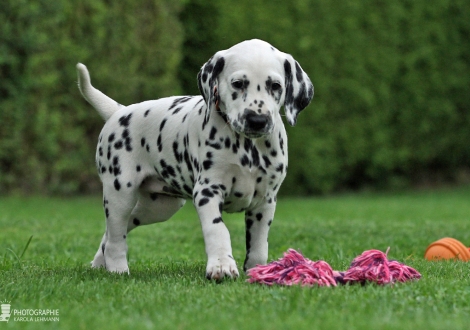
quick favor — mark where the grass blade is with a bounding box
[19,235,33,259]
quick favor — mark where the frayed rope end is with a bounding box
[247,248,421,287]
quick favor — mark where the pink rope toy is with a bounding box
[247,248,421,287]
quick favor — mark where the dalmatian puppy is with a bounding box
[76,39,313,280]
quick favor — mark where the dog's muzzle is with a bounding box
[242,109,273,138]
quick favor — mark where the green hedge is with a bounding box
[1,0,469,195]
[212,0,470,194]
[0,0,184,194]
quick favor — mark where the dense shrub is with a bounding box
[1,0,469,195]
[211,0,470,194]
[0,0,184,194]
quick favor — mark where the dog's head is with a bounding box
[197,39,314,138]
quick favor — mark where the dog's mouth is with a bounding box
[243,129,271,139]
[228,109,274,139]
[230,120,273,139]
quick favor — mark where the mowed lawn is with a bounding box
[1,186,470,329]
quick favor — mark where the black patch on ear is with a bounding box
[294,82,310,111]
[211,57,225,83]
[295,61,303,82]
[284,60,294,107]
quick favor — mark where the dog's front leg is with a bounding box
[243,202,276,272]
[194,185,239,280]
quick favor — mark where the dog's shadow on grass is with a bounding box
[74,261,244,285]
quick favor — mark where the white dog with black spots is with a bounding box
[76,39,313,280]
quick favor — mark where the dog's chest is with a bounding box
[192,127,288,212]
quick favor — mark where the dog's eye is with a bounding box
[232,80,244,89]
[271,82,282,91]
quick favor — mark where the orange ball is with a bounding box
[424,237,470,261]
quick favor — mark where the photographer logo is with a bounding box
[0,302,11,323]
[0,300,59,323]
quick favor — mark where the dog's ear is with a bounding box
[197,53,226,108]
[281,55,314,126]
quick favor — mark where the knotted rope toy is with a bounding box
[247,248,421,287]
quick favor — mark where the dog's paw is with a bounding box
[104,255,129,274]
[106,264,130,274]
[91,252,106,268]
[103,243,129,274]
[206,255,239,280]
[91,259,105,269]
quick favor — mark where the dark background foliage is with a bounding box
[1,0,469,195]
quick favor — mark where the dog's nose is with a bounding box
[245,112,269,131]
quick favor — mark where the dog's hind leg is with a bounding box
[91,180,185,269]
[98,182,138,274]
[91,232,107,268]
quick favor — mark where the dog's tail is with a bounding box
[76,63,124,121]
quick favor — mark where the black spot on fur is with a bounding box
[209,127,217,140]
[198,198,210,207]
[114,178,121,190]
[159,118,168,131]
[114,140,123,150]
[125,138,132,152]
[169,96,193,111]
[172,107,182,115]
[201,188,214,198]
[206,141,222,150]
[203,159,213,170]
[133,218,140,226]
[263,155,271,167]
[118,113,132,127]
[213,217,223,224]
[275,163,284,173]
[241,155,250,167]
[157,135,162,152]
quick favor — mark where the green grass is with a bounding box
[1,187,470,329]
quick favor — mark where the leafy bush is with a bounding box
[212,0,470,194]
[0,0,184,194]
[1,0,469,195]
